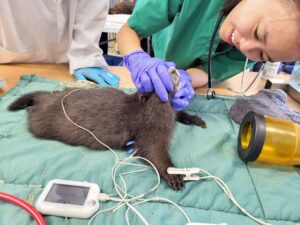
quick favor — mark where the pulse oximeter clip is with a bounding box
[167,167,201,181]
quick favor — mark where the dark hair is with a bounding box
[221,0,241,15]
[109,2,135,15]
[222,0,300,15]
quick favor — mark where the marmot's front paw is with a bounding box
[163,173,184,191]
[189,115,207,128]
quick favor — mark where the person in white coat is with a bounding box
[0,0,119,87]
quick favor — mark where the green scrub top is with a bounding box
[128,0,253,81]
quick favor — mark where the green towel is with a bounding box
[0,75,299,225]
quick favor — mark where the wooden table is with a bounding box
[0,64,134,95]
[1,63,299,112]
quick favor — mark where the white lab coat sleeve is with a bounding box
[68,0,109,74]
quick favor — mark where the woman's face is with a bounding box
[220,0,300,62]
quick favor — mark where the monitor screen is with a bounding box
[45,184,90,205]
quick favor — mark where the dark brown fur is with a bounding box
[8,88,206,190]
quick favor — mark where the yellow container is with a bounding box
[237,111,300,165]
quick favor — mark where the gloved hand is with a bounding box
[124,50,175,102]
[171,69,194,111]
[74,67,119,88]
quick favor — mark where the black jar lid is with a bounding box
[237,111,266,162]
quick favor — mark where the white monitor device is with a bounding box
[36,179,100,218]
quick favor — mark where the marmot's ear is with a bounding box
[138,93,151,103]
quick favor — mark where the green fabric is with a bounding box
[0,75,299,225]
[128,0,254,81]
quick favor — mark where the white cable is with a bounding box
[114,156,161,198]
[152,197,191,223]
[110,156,162,225]
[87,203,123,225]
[196,168,271,225]
[125,199,151,225]
[61,89,119,162]
[110,159,154,225]
[124,197,192,225]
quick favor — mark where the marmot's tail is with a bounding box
[8,92,40,111]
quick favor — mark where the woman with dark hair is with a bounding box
[117,0,300,111]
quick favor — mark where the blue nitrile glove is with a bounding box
[74,67,119,88]
[124,50,175,102]
[171,69,194,111]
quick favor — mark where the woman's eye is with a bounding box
[254,24,260,41]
